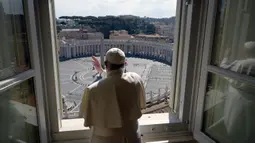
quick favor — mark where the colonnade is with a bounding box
[59,39,173,65]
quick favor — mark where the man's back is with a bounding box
[88,70,146,121]
[82,70,145,143]
[80,48,146,142]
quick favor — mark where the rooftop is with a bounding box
[61,29,81,32]
[135,34,168,38]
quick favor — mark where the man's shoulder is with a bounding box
[87,78,111,90]
[125,72,142,78]
[123,72,143,84]
[87,81,98,90]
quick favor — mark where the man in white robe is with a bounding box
[79,48,146,143]
[219,41,255,142]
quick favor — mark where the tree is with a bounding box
[84,16,97,20]
[145,24,156,34]
[60,21,67,25]
[59,16,71,19]
[57,15,160,38]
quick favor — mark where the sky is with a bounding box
[55,0,176,18]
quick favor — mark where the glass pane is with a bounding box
[211,0,255,77]
[202,73,255,143]
[0,79,39,143]
[0,0,31,81]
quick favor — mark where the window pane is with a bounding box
[211,0,255,77]
[0,79,39,143]
[202,73,255,143]
[0,0,31,81]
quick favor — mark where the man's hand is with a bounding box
[92,56,103,74]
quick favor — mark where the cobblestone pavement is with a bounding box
[59,57,172,113]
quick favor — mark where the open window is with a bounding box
[42,0,199,142]
[52,0,189,142]
[194,0,255,142]
[55,2,175,120]
[3,0,211,142]
[0,0,48,142]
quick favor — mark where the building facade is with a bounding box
[59,39,173,65]
[134,34,171,43]
[58,29,103,40]
[109,30,133,40]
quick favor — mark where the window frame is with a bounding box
[36,0,208,142]
[176,0,201,122]
[25,1,49,142]
[173,0,209,126]
[0,0,48,142]
[34,0,62,134]
[194,0,255,142]
[193,0,219,142]
[169,0,184,110]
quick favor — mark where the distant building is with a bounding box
[109,30,133,40]
[87,32,104,40]
[134,34,170,43]
[154,24,174,39]
[58,28,103,40]
[81,26,97,32]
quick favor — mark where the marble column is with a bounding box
[73,46,75,57]
[92,45,94,55]
[65,46,69,58]
[88,45,92,55]
[63,47,66,58]
[67,47,70,58]
[74,46,77,57]
[65,47,69,58]
[148,46,151,57]
[153,47,155,57]
[76,46,78,56]
[135,45,137,54]
[77,46,79,56]
[124,43,128,54]
[85,46,87,55]
[71,47,73,58]
[67,47,69,58]
[100,37,105,66]
[79,46,82,56]
[164,50,166,60]
[140,44,142,56]
[82,46,84,55]
[143,45,146,56]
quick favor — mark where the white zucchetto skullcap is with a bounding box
[106,48,125,64]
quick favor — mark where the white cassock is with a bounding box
[79,69,146,143]
[220,58,255,142]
